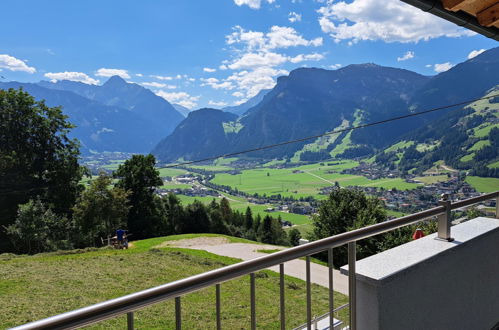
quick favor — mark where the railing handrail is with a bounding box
[12,191,499,330]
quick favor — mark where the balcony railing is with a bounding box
[12,191,499,330]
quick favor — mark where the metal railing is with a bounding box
[13,191,499,330]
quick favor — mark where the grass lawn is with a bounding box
[465,176,499,193]
[0,235,348,329]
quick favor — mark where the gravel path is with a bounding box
[162,238,349,295]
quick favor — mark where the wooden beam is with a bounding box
[477,2,499,27]
[442,0,477,12]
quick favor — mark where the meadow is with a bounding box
[210,161,420,200]
[0,235,348,329]
[465,176,499,193]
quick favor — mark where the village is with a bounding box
[155,161,495,221]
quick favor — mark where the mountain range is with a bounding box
[152,47,499,169]
[0,76,184,154]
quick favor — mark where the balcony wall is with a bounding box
[342,217,499,330]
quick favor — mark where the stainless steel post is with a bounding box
[175,297,181,330]
[438,194,454,241]
[250,273,256,330]
[328,248,334,330]
[348,242,356,330]
[306,256,312,330]
[126,312,133,330]
[216,284,221,330]
[279,263,285,330]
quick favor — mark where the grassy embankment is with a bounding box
[0,234,348,329]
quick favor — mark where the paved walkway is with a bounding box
[163,238,349,295]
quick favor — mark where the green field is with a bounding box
[465,176,499,193]
[157,168,188,177]
[468,140,490,151]
[473,123,499,138]
[211,162,419,200]
[384,140,414,153]
[160,183,192,190]
[0,235,348,329]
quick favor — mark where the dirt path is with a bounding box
[160,238,349,295]
[303,170,336,185]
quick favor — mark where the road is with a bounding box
[163,238,349,295]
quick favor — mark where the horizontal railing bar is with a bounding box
[450,192,498,210]
[13,191,498,330]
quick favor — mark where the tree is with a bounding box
[114,154,163,238]
[6,198,74,254]
[288,228,302,246]
[310,187,388,267]
[244,207,253,230]
[72,173,130,246]
[0,88,84,252]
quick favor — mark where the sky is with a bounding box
[0,0,497,110]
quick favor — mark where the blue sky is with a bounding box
[0,0,496,109]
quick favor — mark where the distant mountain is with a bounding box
[223,89,270,117]
[2,76,184,154]
[152,47,499,163]
[172,104,192,117]
[39,76,184,135]
[152,109,238,162]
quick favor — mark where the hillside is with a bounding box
[0,234,347,328]
[153,109,238,162]
[152,47,499,163]
[377,87,499,177]
[153,64,430,161]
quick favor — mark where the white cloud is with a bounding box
[425,64,432,68]
[203,67,216,73]
[201,77,235,90]
[467,49,486,59]
[142,82,176,89]
[233,0,275,9]
[289,53,324,63]
[150,74,173,81]
[220,25,325,98]
[433,62,454,73]
[329,63,342,69]
[227,67,288,98]
[227,26,322,51]
[208,100,228,107]
[288,12,302,23]
[156,91,200,109]
[228,52,288,70]
[135,73,143,77]
[0,54,36,73]
[397,51,415,62]
[44,71,99,85]
[317,0,475,43]
[95,68,130,79]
